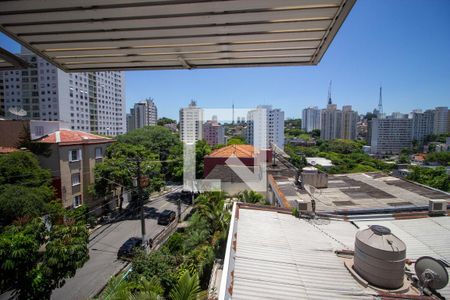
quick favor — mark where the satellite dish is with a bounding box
[8,107,27,117]
[415,256,449,290]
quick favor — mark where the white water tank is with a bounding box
[354,225,406,289]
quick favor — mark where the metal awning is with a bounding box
[0,47,30,70]
[0,0,355,72]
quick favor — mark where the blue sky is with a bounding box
[1,0,449,120]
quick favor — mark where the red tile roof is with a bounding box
[0,146,19,154]
[207,144,255,158]
[36,130,113,145]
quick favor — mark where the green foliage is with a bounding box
[319,139,364,154]
[122,192,231,297]
[169,271,201,300]
[311,129,321,138]
[117,125,183,181]
[157,117,177,126]
[0,204,89,299]
[16,124,52,157]
[291,207,299,218]
[407,166,450,192]
[227,136,245,145]
[237,190,266,204]
[425,152,450,166]
[0,151,54,226]
[94,143,163,209]
[195,140,211,178]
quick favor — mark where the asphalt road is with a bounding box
[51,186,187,300]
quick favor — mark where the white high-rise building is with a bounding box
[0,47,125,135]
[433,106,449,134]
[246,105,284,149]
[179,100,203,143]
[320,104,342,140]
[302,106,321,132]
[368,117,413,155]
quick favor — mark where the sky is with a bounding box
[1,0,450,120]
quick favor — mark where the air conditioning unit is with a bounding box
[429,199,447,215]
[296,199,312,213]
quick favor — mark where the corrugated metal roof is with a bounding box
[229,208,372,299]
[0,0,355,71]
[355,217,450,299]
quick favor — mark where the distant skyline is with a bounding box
[1,0,449,120]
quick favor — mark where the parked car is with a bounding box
[157,209,176,225]
[117,237,143,259]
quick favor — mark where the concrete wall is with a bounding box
[301,171,328,188]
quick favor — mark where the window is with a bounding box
[73,195,82,208]
[71,173,80,186]
[69,149,81,162]
[34,126,44,137]
[95,147,103,159]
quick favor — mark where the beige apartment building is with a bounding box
[36,129,114,213]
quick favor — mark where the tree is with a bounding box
[425,152,450,166]
[0,151,54,226]
[407,166,450,192]
[195,140,211,178]
[0,204,89,299]
[157,117,177,126]
[94,143,163,211]
[170,271,201,300]
[237,190,265,204]
[227,136,245,145]
[311,129,321,139]
[117,126,183,180]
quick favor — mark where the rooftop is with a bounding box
[36,129,113,145]
[298,172,450,212]
[220,204,450,299]
[207,144,256,159]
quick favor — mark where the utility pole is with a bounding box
[134,157,146,244]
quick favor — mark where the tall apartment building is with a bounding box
[368,117,413,155]
[302,106,321,132]
[203,119,225,146]
[411,109,434,142]
[246,105,284,149]
[320,104,358,140]
[433,106,449,134]
[126,98,158,132]
[179,100,203,143]
[0,47,125,135]
[341,105,358,140]
[0,73,4,116]
[320,104,342,140]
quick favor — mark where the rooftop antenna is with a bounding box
[8,107,27,119]
[415,256,449,294]
[232,101,235,125]
[327,80,332,105]
[378,85,383,115]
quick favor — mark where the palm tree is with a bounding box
[237,190,265,204]
[170,271,201,300]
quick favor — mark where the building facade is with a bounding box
[341,105,358,140]
[0,47,126,135]
[246,105,285,149]
[320,104,342,140]
[302,106,321,132]
[36,130,114,212]
[179,100,203,143]
[126,98,158,132]
[434,106,449,134]
[411,109,434,142]
[368,118,413,155]
[203,119,225,146]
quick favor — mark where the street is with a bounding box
[51,186,187,300]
